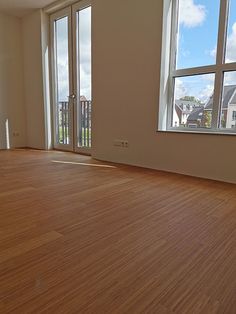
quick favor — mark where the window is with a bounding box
[232,111,236,120]
[162,0,236,134]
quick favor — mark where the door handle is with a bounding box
[68,94,76,100]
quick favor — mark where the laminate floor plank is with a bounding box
[0,149,235,313]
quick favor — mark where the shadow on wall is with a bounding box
[0,118,10,149]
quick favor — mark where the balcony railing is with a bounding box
[56,100,91,148]
[79,100,92,148]
[57,101,69,145]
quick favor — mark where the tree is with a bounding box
[203,111,212,128]
[180,96,203,105]
[221,115,226,128]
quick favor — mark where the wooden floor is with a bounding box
[0,149,235,314]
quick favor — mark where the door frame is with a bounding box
[50,0,92,154]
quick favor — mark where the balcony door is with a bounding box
[50,1,92,153]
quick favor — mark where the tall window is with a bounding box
[167,0,236,133]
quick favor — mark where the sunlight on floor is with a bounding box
[13,149,58,153]
[51,160,117,168]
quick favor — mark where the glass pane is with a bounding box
[172,74,215,128]
[55,17,69,102]
[176,0,220,69]
[55,17,70,145]
[77,7,92,148]
[78,7,91,101]
[225,0,236,63]
[220,72,236,129]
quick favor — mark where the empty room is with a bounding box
[0,0,236,313]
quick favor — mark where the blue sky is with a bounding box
[177,0,220,69]
[175,0,236,102]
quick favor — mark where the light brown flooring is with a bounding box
[0,149,236,314]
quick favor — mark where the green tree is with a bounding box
[221,115,226,128]
[180,96,203,105]
[203,111,212,128]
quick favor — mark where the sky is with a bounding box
[175,0,236,103]
[54,1,236,105]
[56,7,91,102]
[78,7,92,100]
[56,16,69,102]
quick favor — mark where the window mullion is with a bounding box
[212,0,229,129]
[167,0,179,128]
[212,70,223,128]
[173,65,217,78]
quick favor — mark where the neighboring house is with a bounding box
[173,100,203,127]
[226,91,236,129]
[186,85,236,129]
[186,107,204,128]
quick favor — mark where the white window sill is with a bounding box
[157,128,236,136]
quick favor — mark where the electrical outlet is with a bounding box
[114,140,129,148]
[114,140,123,147]
[123,141,129,148]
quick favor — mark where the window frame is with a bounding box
[166,0,236,135]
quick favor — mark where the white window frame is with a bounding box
[159,0,236,135]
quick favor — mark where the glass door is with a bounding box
[51,7,74,151]
[73,1,92,154]
[51,1,92,153]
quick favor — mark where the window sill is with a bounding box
[157,128,236,136]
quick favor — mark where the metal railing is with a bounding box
[57,101,69,145]
[79,100,92,148]
[56,100,91,148]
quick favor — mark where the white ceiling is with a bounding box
[0,0,57,17]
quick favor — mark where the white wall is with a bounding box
[16,1,235,183]
[22,10,46,149]
[92,0,236,184]
[0,13,26,149]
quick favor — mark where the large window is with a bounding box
[166,0,236,133]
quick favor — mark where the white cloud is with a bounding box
[224,71,236,86]
[209,46,216,58]
[225,22,236,63]
[182,49,190,57]
[57,60,69,101]
[78,7,92,100]
[175,79,187,99]
[198,84,214,102]
[179,0,206,28]
[175,74,214,104]
[55,7,92,101]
